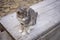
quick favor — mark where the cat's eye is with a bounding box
[17,11,21,15]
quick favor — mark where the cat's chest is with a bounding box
[18,17,30,24]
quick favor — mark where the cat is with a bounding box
[17,7,38,35]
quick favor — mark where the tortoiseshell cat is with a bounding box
[17,7,38,35]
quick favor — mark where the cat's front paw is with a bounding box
[19,29,23,33]
[27,30,30,33]
[22,31,26,35]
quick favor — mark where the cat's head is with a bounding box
[17,7,27,18]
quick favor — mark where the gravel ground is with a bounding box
[0,0,43,17]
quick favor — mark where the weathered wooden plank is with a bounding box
[0,13,21,40]
[0,0,60,40]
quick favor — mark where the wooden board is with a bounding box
[0,0,60,40]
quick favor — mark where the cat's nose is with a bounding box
[21,23,24,25]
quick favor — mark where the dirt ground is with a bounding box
[0,0,43,17]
